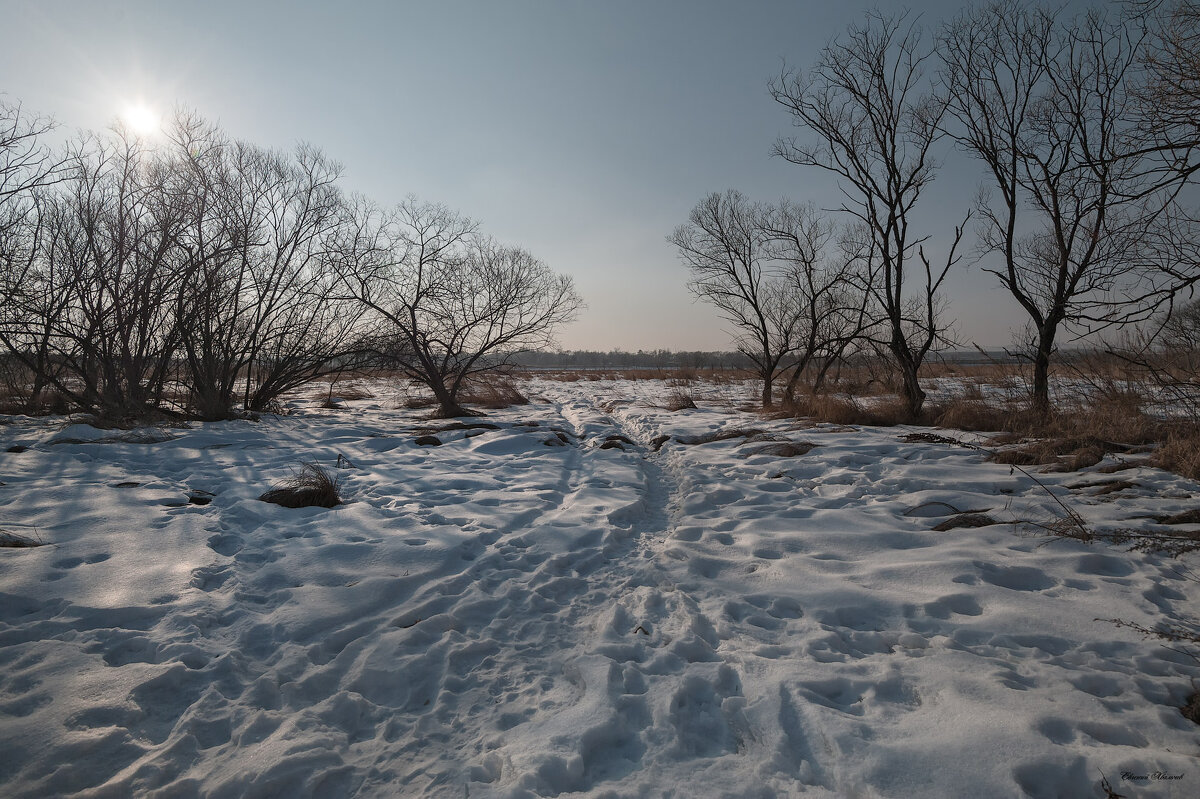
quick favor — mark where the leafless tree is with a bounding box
[0,108,368,421]
[167,114,366,418]
[342,197,582,417]
[0,100,65,410]
[772,11,968,418]
[0,100,63,208]
[941,1,1185,415]
[671,191,870,408]
[671,190,797,408]
[758,200,872,400]
[8,127,189,419]
[1135,0,1200,180]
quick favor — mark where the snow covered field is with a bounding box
[2,377,1199,798]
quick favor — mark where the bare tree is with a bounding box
[941,1,1184,415]
[0,100,63,207]
[772,11,968,418]
[671,191,869,408]
[671,190,797,408]
[1136,0,1200,180]
[0,101,65,410]
[167,114,366,418]
[6,127,190,419]
[758,200,872,400]
[0,108,367,421]
[342,197,582,417]
[1128,0,1200,306]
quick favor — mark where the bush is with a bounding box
[932,398,1022,433]
[662,390,697,411]
[458,376,530,409]
[785,393,916,426]
[1154,428,1200,481]
[259,462,343,508]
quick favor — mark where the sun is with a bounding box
[121,102,160,137]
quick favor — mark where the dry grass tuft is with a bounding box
[317,382,375,408]
[932,513,1001,532]
[459,377,530,409]
[662,390,698,411]
[740,441,815,458]
[0,529,45,547]
[676,427,767,445]
[1184,692,1200,725]
[1154,429,1200,481]
[990,436,1116,471]
[932,398,1023,433]
[259,462,343,509]
[785,394,918,427]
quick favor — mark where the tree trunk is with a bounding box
[430,380,478,418]
[897,359,926,420]
[761,378,773,409]
[1031,333,1053,419]
[783,365,803,405]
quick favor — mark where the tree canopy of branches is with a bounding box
[167,115,366,419]
[1137,0,1200,180]
[340,197,582,417]
[0,100,65,406]
[0,100,62,208]
[670,190,867,408]
[771,11,968,418]
[941,1,1190,415]
[0,112,367,421]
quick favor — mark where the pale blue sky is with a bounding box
[0,0,1072,351]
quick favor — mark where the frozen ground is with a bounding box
[1,377,1199,798]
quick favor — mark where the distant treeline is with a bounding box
[509,348,1027,371]
[511,350,754,370]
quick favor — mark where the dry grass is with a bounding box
[932,398,1024,432]
[316,382,376,408]
[259,462,343,509]
[0,386,72,416]
[459,376,530,409]
[661,389,698,411]
[785,369,1200,479]
[974,392,1168,472]
[1154,429,1200,481]
[784,394,918,427]
[0,528,45,548]
[531,367,743,383]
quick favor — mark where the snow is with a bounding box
[2,377,1199,798]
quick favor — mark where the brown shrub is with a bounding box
[662,390,697,411]
[785,394,918,427]
[1154,429,1200,481]
[259,462,343,509]
[0,386,72,416]
[316,382,376,407]
[932,399,1018,433]
[459,376,530,409]
[990,436,1119,472]
[0,529,45,547]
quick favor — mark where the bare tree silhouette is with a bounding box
[772,11,968,418]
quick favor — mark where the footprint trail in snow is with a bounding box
[1,378,1199,798]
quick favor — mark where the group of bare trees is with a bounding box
[0,105,580,421]
[670,190,869,409]
[677,0,1200,417]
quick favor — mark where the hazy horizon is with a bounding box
[1,0,1097,352]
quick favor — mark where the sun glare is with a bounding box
[121,103,160,136]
